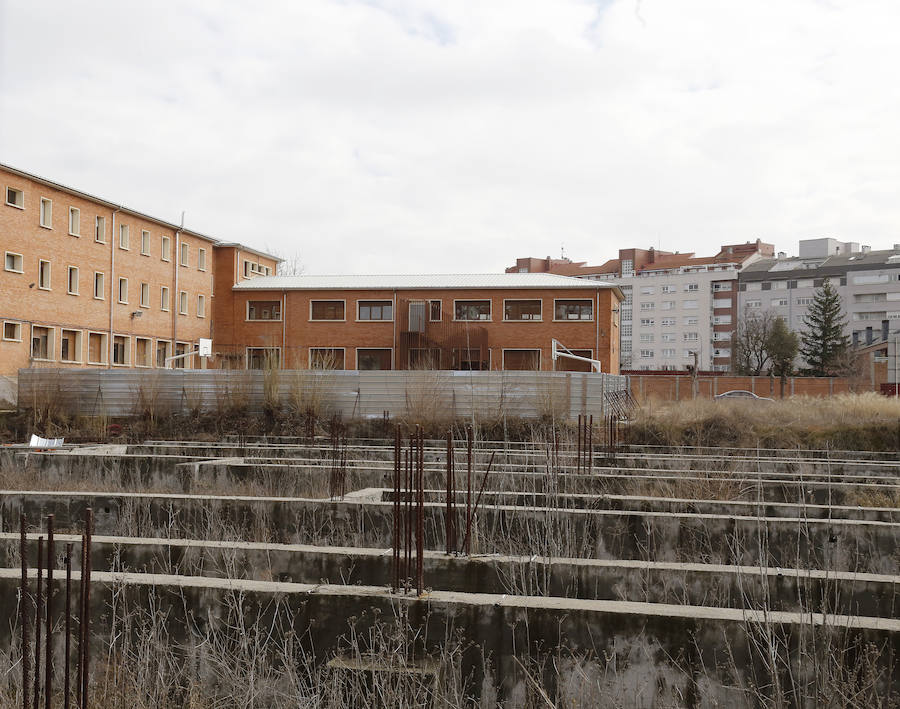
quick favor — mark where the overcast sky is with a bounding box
[2,0,899,274]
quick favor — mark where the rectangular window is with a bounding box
[713,299,731,308]
[156,341,170,368]
[161,235,171,261]
[135,337,152,367]
[88,332,107,365]
[713,314,732,325]
[60,329,82,363]
[358,300,393,321]
[746,300,761,308]
[67,266,79,295]
[502,349,541,371]
[683,300,698,309]
[6,187,24,208]
[310,300,345,320]
[639,349,654,358]
[357,348,392,370]
[409,348,441,369]
[661,318,675,327]
[40,198,52,228]
[198,248,207,271]
[247,347,281,370]
[309,347,344,369]
[161,286,170,311]
[640,286,655,295]
[93,272,104,299]
[661,301,675,310]
[68,207,80,236]
[684,283,699,292]
[452,347,485,371]
[179,291,188,315]
[39,260,51,290]
[180,242,189,266]
[661,285,676,294]
[771,298,788,307]
[118,277,128,303]
[429,300,442,321]
[554,299,592,321]
[639,333,654,343]
[683,332,699,342]
[712,283,732,292]
[95,215,105,242]
[3,322,22,341]
[172,342,188,369]
[5,252,23,272]
[621,324,632,337]
[197,294,206,318]
[247,300,282,320]
[504,299,542,321]
[661,333,676,342]
[140,282,150,308]
[243,260,251,278]
[796,297,813,305]
[714,331,731,341]
[31,325,53,360]
[455,300,491,321]
[662,348,676,357]
[639,302,655,311]
[684,317,699,325]
[141,230,150,255]
[119,224,129,250]
[112,335,130,365]
[639,318,654,327]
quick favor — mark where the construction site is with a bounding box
[1,373,898,707]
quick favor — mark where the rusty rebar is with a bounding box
[462,451,496,553]
[405,437,412,591]
[64,543,72,709]
[45,515,54,709]
[80,508,92,709]
[20,515,30,709]
[445,430,455,554]
[576,414,582,474]
[416,426,424,595]
[393,425,400,592]
[33,536,42,709]
[465,427,472,555]
[588,414,593,473]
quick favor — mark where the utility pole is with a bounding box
[692,350,699,399]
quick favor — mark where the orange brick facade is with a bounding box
[216,285,621,373]
[629,374,853,401]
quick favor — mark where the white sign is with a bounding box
[199,338,212,357]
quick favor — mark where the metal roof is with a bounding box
[740,248,900,281]
[233,273,620,292]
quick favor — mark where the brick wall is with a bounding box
[629,374,854,401]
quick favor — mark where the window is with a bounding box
[746,300,761,308]
[357,348,392,370]
[639,334,654,343]
[504,299,541,321]
[160,286,170,311]
[95,216,105,243]
[640,286,655,295]
[119,224,129,249]
[554,299,592,320]
[118,277,128,303]
[639,349,654,358]
[502,349,541,371]
[3,322,22,341]
[247,347,281,370]
[455,300,491,321]
[661,318,675,327]
[771,280,787,290]
[713,299,731,308]
[684,316,699,325]
[661,333,675,342]
[712,282,732,292]
[112,335,130,365]
[161,235,171,261]
[68,207,80,236]
[180,242,189,266]
[310,300,345,320]
[88,333,107,364]
[141,230,150,255]
[639,318,654,327]
[40,198,52,228]
[172,343,188,369]
[135,337,152,367]
[661,285,676,294]
[714,331,731,341]
[5,252,23,272]
[358,300,393,321]
[247,300,281,320]
[197,294,206,318]
[93,272,104,299]
[684,283,699,292]
[661,301,675,310]
[310,347,344,369]
[39,260,51,290]
[198,248,207,271]
[621,259,634,276]
[796,278,814,288]
[796,297,813,305]
[713,348,732,358]
[155,341,170,367]
[140,282,150,308]
[621,324,632,336]
[683,332,699,342]
[179,291,188,315]
[31,326,54,360]
[662,348,676,358]
[429,300,442,321]
[771,298,788,307]
[67,266,79,295]
[681,300,697,310]
[409,348,441,369]
[60,329,82,363]
[639,302,655,311]
[452,347,486,370]
[713,315,732,325]
[684,349,695,358]
[6,187,24,208]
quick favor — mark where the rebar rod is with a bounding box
[76,535,85,708]
[577,414,582,474]
[45,515,54,709]
[392,426,400,592]
[64,543,72,709]
[20,515,29,709]
[416,426,425,595]
[466,427,472,555]
[33,536,42,709]
[80,508,92,709]
[588,414,593,473]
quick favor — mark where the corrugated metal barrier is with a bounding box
[17,368,630,420]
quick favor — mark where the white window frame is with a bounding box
[118,277,128,304]
[140,282,150,308]
[502,298,543,322]
[68,207,81,236]
[501,348,542,371]
[355,347,394,370]
[429,299,442,322]
[30,324,56,361]
[180,242,189,267]
[67,266,79,295]
[87,331,108,365]
[2,321,22,342]
[308,347,346,369]
[161,286,170,312]
[4,251,24,273]
[198,247,207,271]
[38,260,51,290]
[161,235,171,261]
[141,229,151,256]
[356,299,394,322]
[135,337,153,368]
[179,290,188,315]
[6,186,24,209]
[155,340,171,368]
[95,215,106,243]
[60,329,83,364]
[119,224,129,250]
[453,299,492,322]
[40,198,52,229]
[93,272,104,300]
[309,299,346,322]
[552,298,593,322]
[111,334,131,366]
[197,294,206,318]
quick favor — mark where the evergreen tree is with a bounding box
[768,316,799,377]
[799,280,849,376]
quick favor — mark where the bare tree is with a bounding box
[733,308,776,375]
[265,246,305,276]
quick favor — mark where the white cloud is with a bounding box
[1,0,899,273]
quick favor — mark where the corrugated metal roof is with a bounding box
[233,273,618,291]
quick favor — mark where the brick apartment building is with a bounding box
[215,274,623,373]
[0,164,279,385]
[508,241,773,371]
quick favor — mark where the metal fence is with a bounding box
[18,368,630,420]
